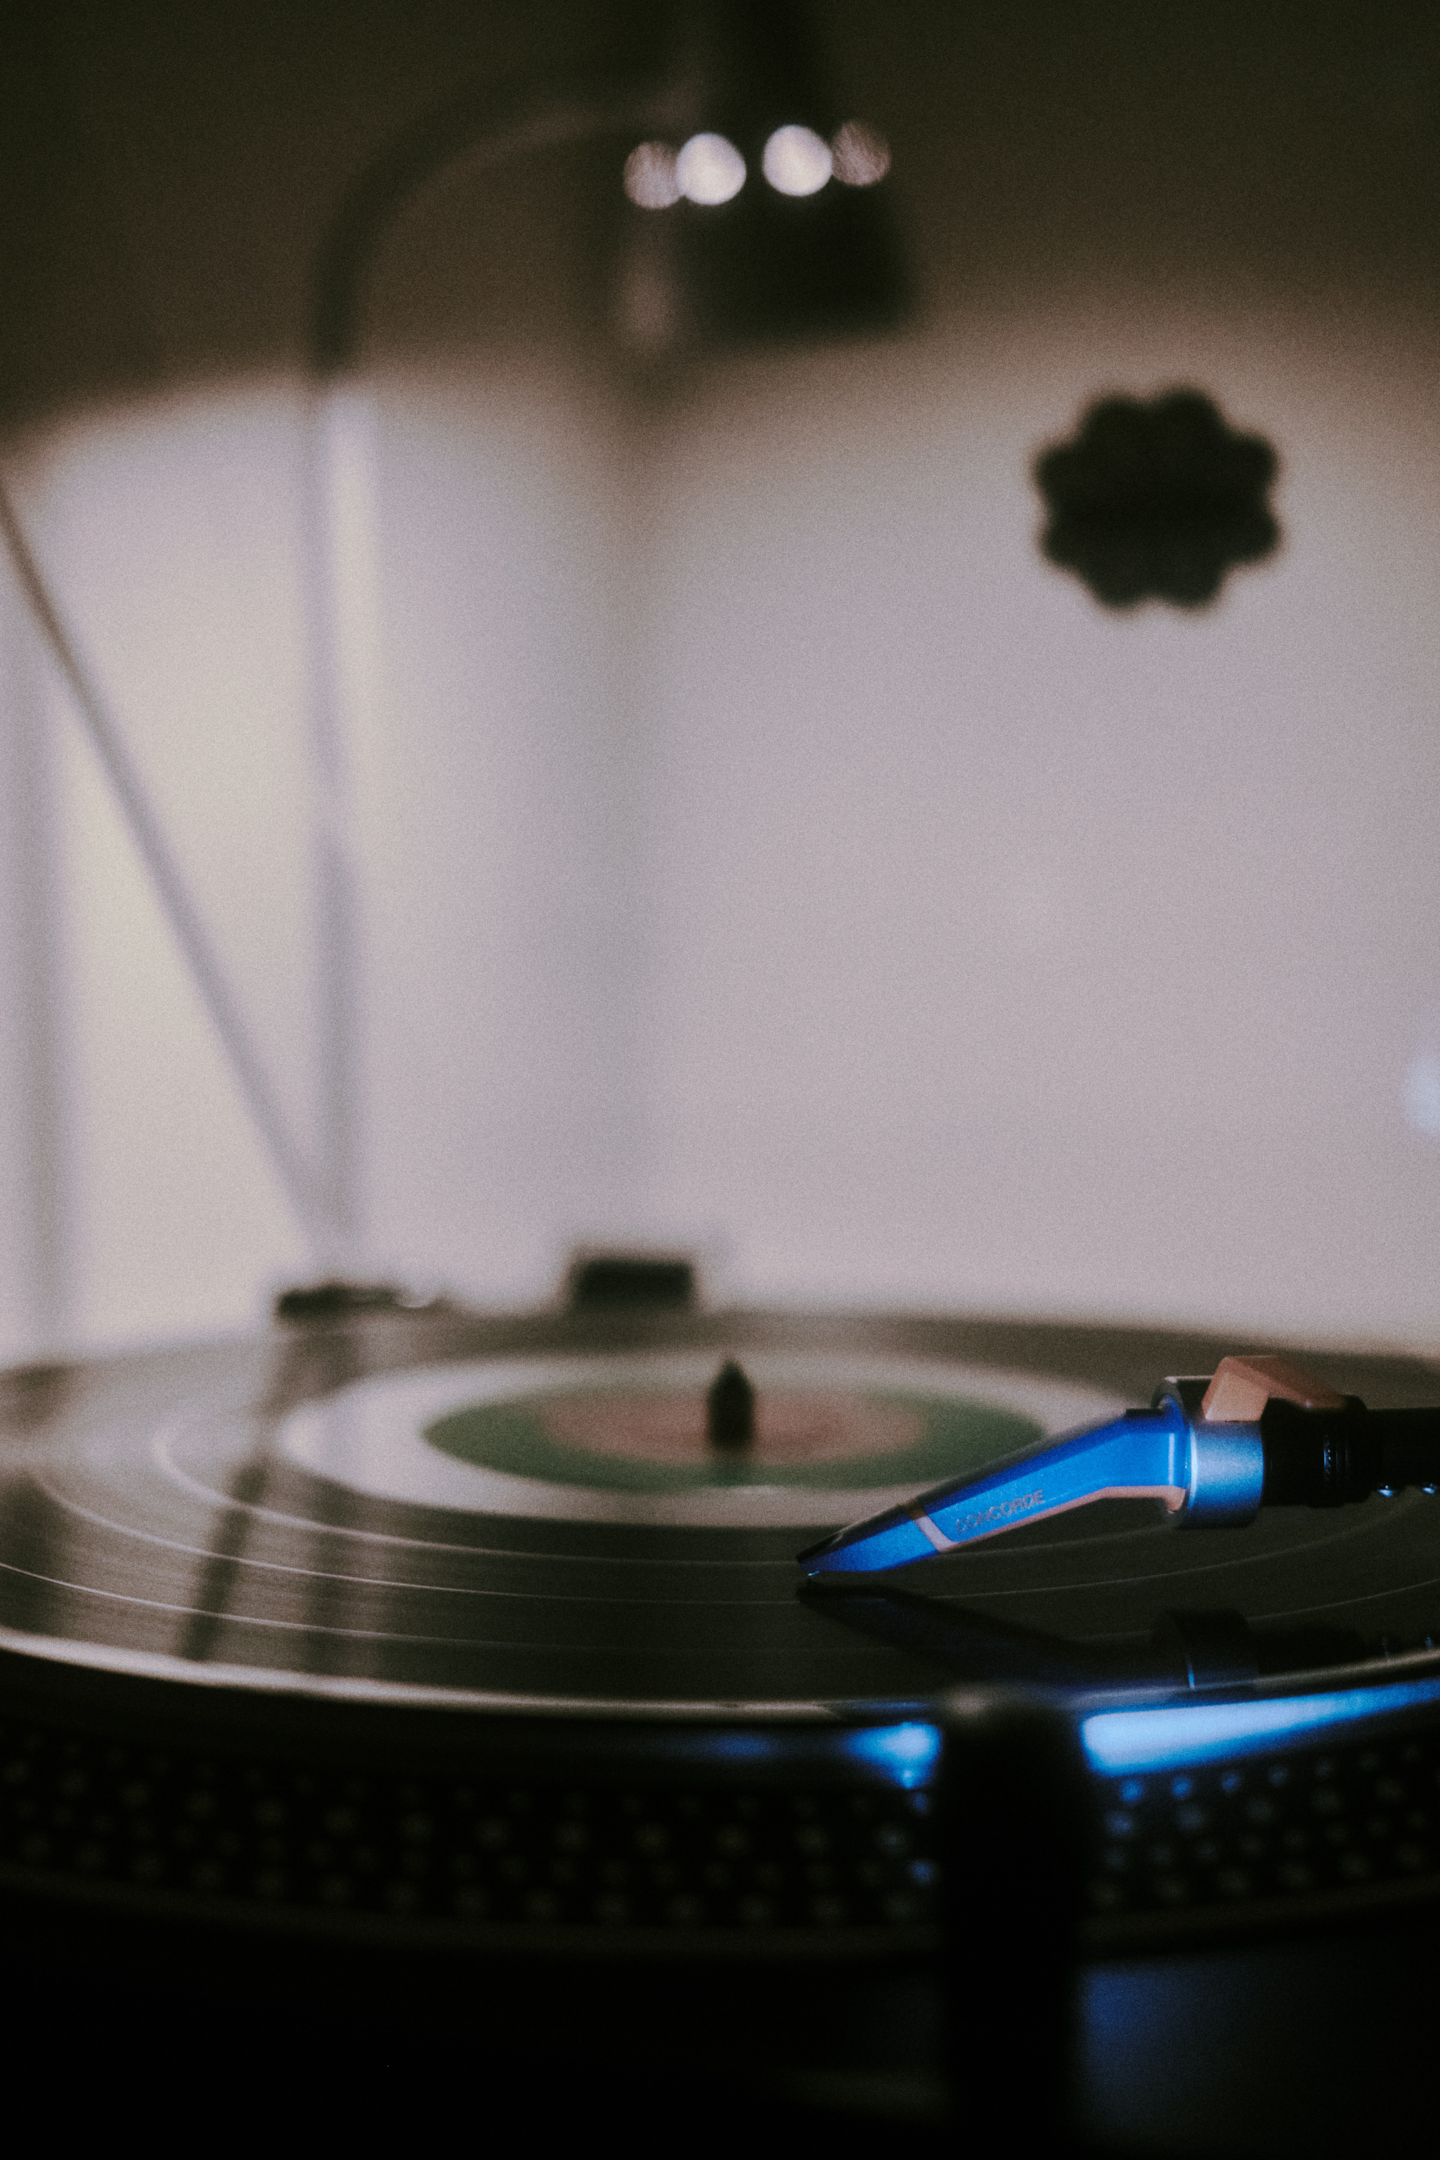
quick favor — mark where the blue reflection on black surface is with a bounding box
[1082,1674,1440,1774]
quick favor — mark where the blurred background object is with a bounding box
[1034,389,1281,611]
[0,0,1438,1359]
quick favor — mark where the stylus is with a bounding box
[797,1353,1440,1575]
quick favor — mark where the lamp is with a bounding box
[619,0,907,351]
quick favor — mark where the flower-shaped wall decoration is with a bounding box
[1034,389,1280,610]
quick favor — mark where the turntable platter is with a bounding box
[4,1307,1440,1711]
[4,1307,1439,1712]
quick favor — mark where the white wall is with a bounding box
[1,272,1439,1356]
[637,300,1440,1340]
[0,546,65,1355]
[2,391,313,1350]
[356,361,655,1297]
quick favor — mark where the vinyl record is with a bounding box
[5,1304,1439,1706]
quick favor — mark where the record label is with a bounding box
[269,1353,1120,1526]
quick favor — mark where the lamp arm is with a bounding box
[300,65,679,1270]
[310,67,680,377]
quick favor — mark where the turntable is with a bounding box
[4,1281,1440,2147]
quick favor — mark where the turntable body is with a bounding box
[4,1302,1440,2148]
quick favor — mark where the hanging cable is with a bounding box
[0,474,333,1260]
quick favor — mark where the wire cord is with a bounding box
[0,474,333,1259]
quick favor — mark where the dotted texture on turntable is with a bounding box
[1088,1721,1440,1942]
[0,1693,937,1953]
[3,1657,1440,1955]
